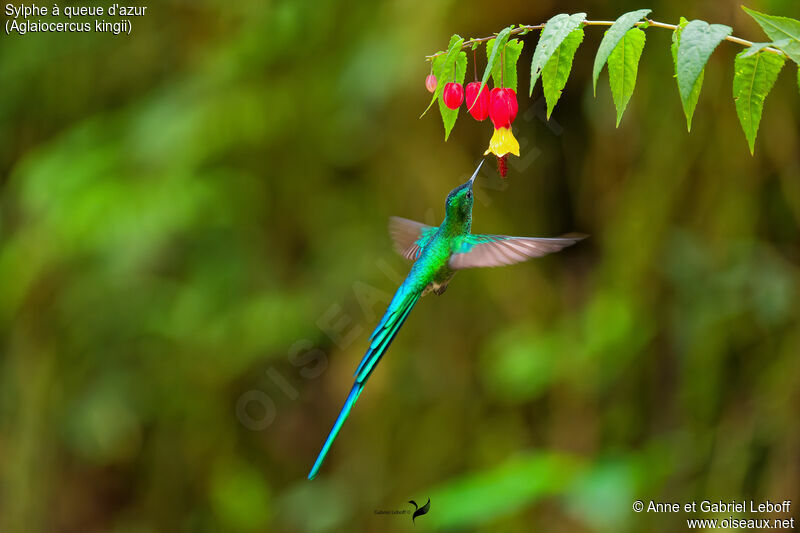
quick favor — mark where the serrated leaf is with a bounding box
[529,13,587,95]
[742,7,800,64]
[542,29,584,118]
[422,35,464,118]
[671,17,704,131]
[592,9,651,95]
[485,38,525,92]
[607,28,646,127]
[742,39,791,58]
[472,26,513,111]
[732,50,785,154]
[677,20,732,107]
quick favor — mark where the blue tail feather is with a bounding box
[356,293,419,382]
[308,288,420,479]
[308,382,363,480]
[356,290,420,380]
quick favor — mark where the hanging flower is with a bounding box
[484,88,519,176]
[489,88,518,129]
[425,74,437,93]
[465,82,490,121]
[443,82,464,110]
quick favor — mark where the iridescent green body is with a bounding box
[308,162,583,480]
[411,193,472,296]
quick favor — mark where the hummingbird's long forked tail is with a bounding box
[308,287,422,480]
[307,382,363,480]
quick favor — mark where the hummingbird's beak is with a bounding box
[467,159,484,189]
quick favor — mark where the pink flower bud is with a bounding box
[425,74,437,93]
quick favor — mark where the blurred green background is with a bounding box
[1,0,799,531]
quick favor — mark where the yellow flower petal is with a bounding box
[483,127,520,157]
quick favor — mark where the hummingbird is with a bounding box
[308,160,584,480]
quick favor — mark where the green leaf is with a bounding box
[742,7,800,64]
[742,39,791,58]
[436,51,468,140]
[485,38,524,92]
[676,20,732,107]
[607,28,646,127]
[592,9,651,95]
[421,34,464,118]
[542,28,584,118]
[472,26,513,111]
[732,50,785,154]
[529,13,587,95]
[671,17,704,131]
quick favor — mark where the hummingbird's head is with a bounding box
[444,160,482,222]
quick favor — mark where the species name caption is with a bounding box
[4,4,147,36]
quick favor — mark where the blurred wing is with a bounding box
[449,233,585,270]
[389,217,437,261]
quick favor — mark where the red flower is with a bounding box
[443,82,464,110]
[425,74,437,93]
[484,88,519,176]
[489,88,518,129]
[465,82,490,121]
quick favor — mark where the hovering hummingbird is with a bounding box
[308,161,584,480]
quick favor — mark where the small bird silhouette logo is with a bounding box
[408,497,430,525]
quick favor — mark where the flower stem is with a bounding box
[500,48,505,88]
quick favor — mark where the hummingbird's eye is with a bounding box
[466,190,472,199]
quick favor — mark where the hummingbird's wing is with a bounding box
[449,233,585,269]
[389,217,437,260]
